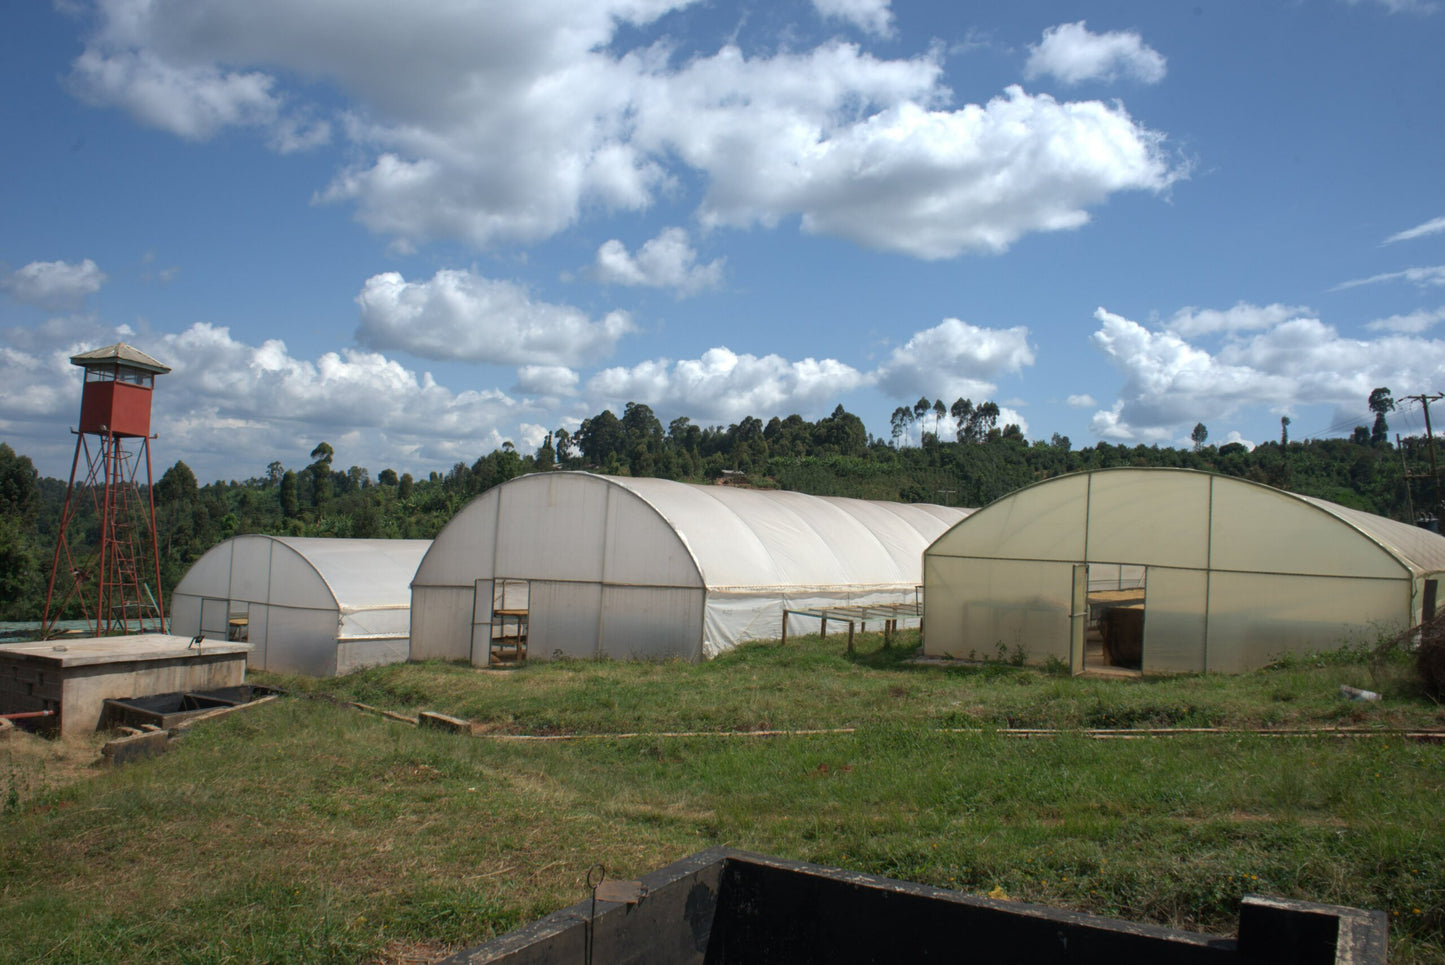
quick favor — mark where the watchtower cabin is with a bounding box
[73,343,168,438]
[43,343,172,637]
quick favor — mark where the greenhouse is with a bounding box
[170,535,431,676]
[923,467,1445,673]
[409,472,968,664]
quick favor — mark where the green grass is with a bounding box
[271,629,1444,735]
[2,634,1442,963]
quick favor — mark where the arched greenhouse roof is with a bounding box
[415,472,970,593]
[609,475,971,591]
[928,467,1445,580]
[176,535,431,611]
[1294,495,1445,577]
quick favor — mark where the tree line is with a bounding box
[0,389,1435,621]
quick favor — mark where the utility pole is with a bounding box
[1397,433,1417,524]
[1402,393,1445,528]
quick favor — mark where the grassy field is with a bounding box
[2,631,1443,964]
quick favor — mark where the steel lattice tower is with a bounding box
[43,343,171,637]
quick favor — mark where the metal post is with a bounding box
[1424,395,1445,524]
[1404,393,1445,525]
[781,610,789,646]
[144,434,166,632]
[1397,434,1420,524]
[42,435,86,637]
[97,434,119,633]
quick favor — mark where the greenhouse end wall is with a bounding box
[172,535,427,677]
[409,585,476,662]
[922,557,1072,665]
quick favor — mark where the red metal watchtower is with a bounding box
[42,343,171,637]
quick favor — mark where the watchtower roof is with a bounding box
[69,343,171,375]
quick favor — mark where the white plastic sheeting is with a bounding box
[924,467,1445,673]
[410,472,969,663]
[171,536,431,676]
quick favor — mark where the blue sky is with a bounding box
[2,0,1444,483]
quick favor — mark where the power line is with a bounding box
[1306,396,1426,441]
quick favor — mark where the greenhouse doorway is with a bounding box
[199,597,230,641]
[490,579,529,664]
[1077,564,1146,674]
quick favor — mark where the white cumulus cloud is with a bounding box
[1166,302,1312,337]
[1088,305,1445,442]
[515,423,553,451]
[1024,21,1167,87]
[1089,308,1294,441]
[67,2,1183,259]
[1,259,108,310]
[68,45,330,149]
[997,406,1029,435]
[0,321,550,480]
[355,269,635,366]
[593,228,724,295]
[645,74,1181,258]
[1366,307,1445,333]
[515,365,580,397]
[812,0,894,36]
[588,347,866,424]
[874,318,1035,401]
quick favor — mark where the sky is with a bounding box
[2,0,1444,484]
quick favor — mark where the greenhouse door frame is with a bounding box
[1069,564,1087,675]
[469,580,492,667]
[199,596,230,641]
[1071,563,1148,675]
[490,579,529,664]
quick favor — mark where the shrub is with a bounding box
[1418,617,1445,701]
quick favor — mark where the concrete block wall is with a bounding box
[0,659,62,719]
[57,654,246,736]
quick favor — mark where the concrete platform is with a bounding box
[0,634,250,736]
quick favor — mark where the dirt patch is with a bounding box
[0,725,108,805]
[608,801,717,824]
[369,939,458,965]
